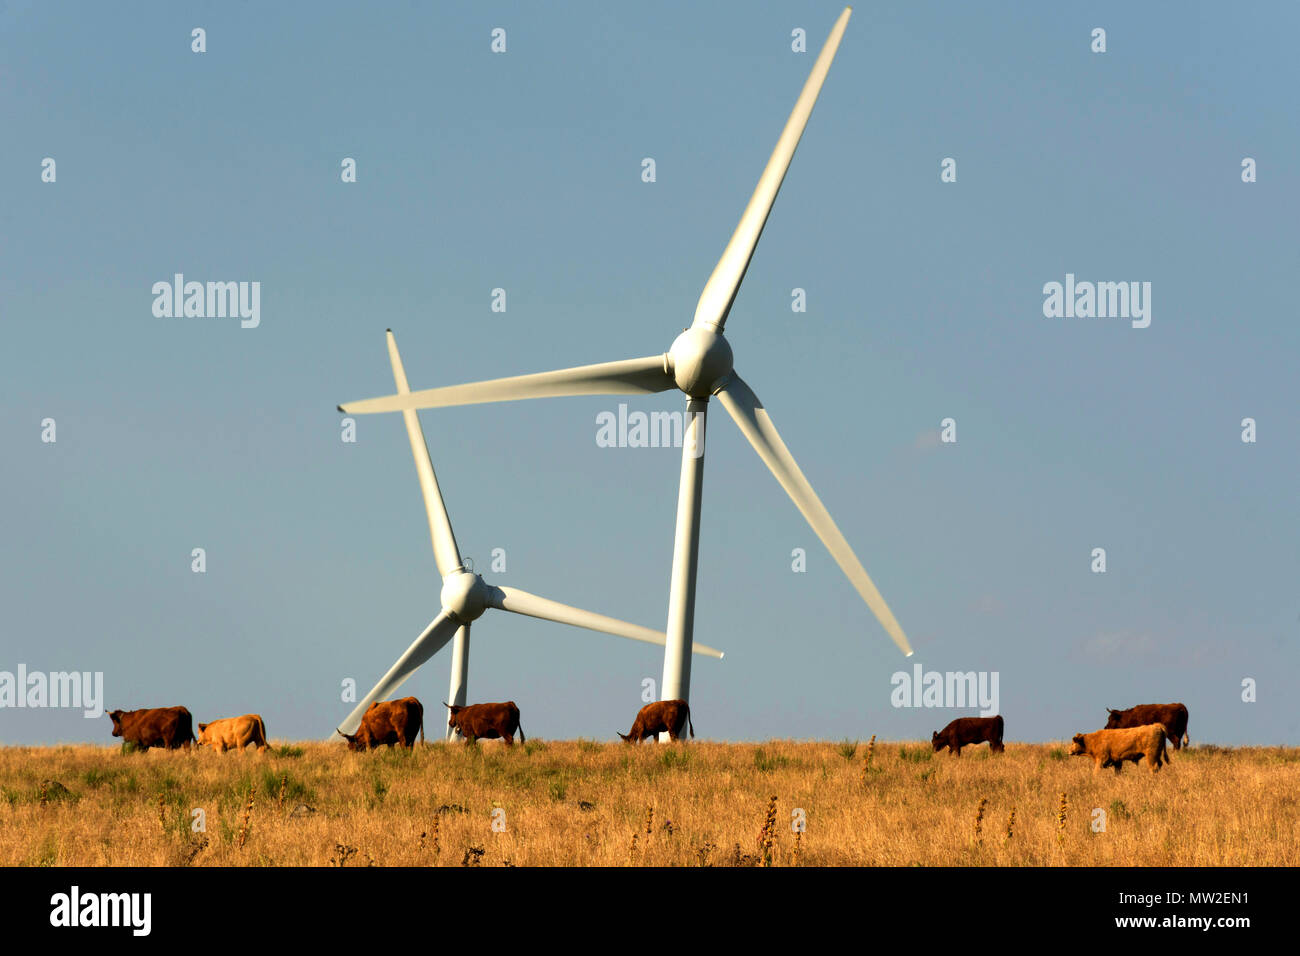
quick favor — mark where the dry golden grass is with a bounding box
[2,740,1296,866]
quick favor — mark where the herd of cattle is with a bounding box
[932,702,1190,773]
[106,698,1190,773]
[105,697,692,752]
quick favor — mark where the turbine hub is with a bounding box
[668,326,733,398]
[440,570,490,623]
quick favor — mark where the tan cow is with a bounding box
[1068,724,1167,774]
[197,714,270,752]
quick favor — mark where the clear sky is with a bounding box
[3,2,1296,745]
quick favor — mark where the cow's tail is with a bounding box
[256,715,269,748]
[419,713,426,748]
[687,706,695,739]
[517,718,526,745]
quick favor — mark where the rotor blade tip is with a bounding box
[905,650,914,658]
[336,405,345,413]
[386,328,392,333]
[718,652,725,660]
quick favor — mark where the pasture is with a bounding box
[1,740,1296,866]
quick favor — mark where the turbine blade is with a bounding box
[387,331,462,576]
[339,355,674,415]
[715,371,913,657]
[336,610,459,736]
[692,6,852,333]
[488,584,724,659]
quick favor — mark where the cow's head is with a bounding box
[444,702,464,733]
[1104,709,1123,729]
[930,731,944,752]
[107,710,124,737]
[1068,734,1087,756]
[337,728,367,752]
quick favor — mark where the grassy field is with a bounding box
[2,739,1296,866]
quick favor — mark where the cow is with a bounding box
[197,714,270,752]
[1105,703,1189,750]
[338,697,424,751]
[1069,724,1167,774]
[107,706,196,751]
[930,715,1005,756]
[617,699,694,743]
[445,701,524,745]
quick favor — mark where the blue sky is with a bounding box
[2,1,1296,745]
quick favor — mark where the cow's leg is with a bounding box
[1112,760,1123,775]
[953,745,962,757]
[503,734,514,746]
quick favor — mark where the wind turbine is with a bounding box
[335,331,723,740]
[338,7,912,730]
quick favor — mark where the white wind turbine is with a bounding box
[335,331,723,739]
[338,8,912,730]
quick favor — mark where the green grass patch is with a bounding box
[898,745,933,763]
[753,748,790,773]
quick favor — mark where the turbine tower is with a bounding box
[338,8,912,732]
[336,331,723,740]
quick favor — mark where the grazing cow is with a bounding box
[107,706,196,751]
[339,697,424,751]
[445,701,524,745]
[931,715,1005,756]
[197,714,270,752]
[617,699,694,743]
[1105,703,1189,750]
[1069,724,1167,774]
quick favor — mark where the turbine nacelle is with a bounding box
[666,326,734,398]
[440,569,491,623]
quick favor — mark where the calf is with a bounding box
[1069,724,1167,774]
[618,699,694,743]
[445,701,524,745]
[931,715,1004,756]
[197,714,270,752]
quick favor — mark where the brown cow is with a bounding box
[445,701,524,745]
[931,715,1004,756]
[107,706,195,751]
[618,699,694,743]
[339,697,424,750]
[197,714,270,752]
[1069,724,1167,774]
[1105,703,1189,750]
